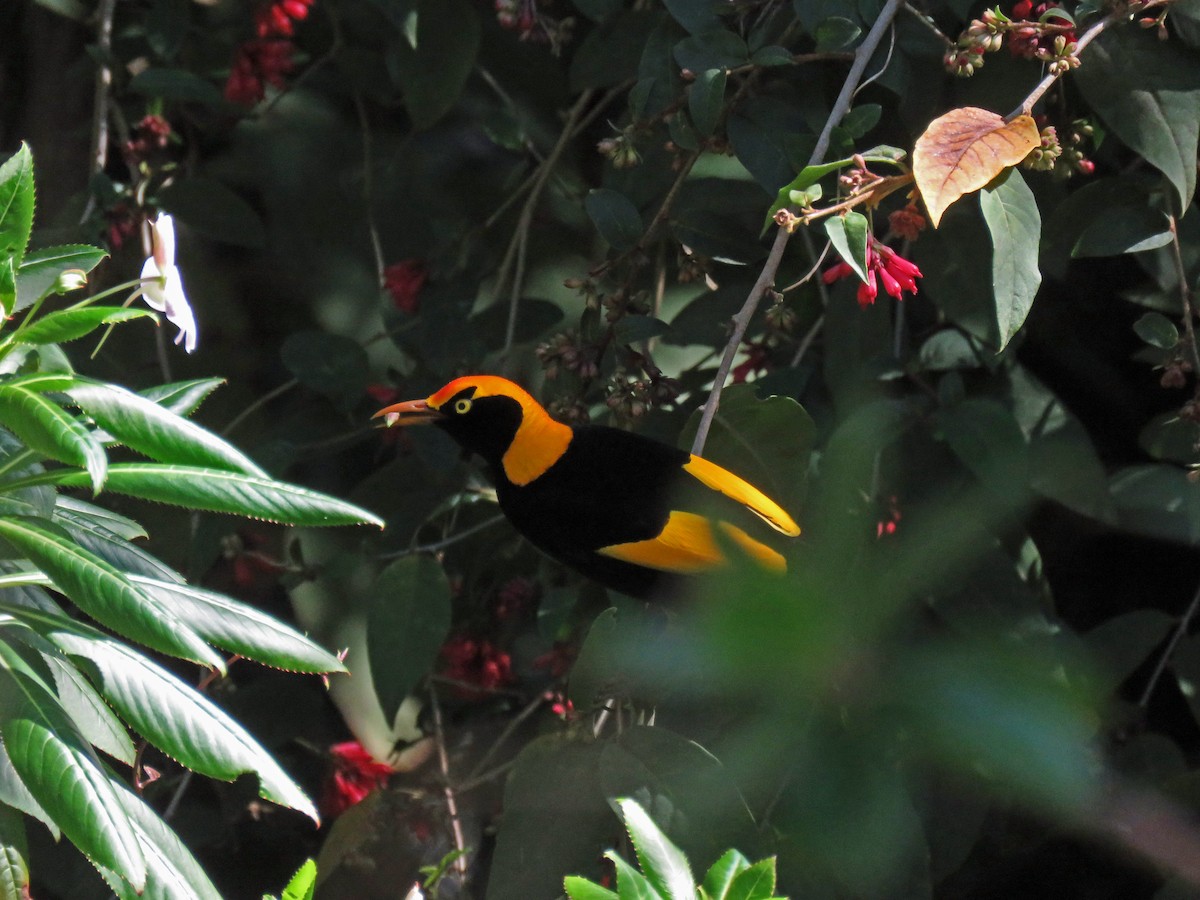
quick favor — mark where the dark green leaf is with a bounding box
[1075,26,1200,211]
[17,307,155,346]
[68,380,267,475]
[280,330,371,410]
[614,315,671,345]
[0,804,28,900]
[127,68,225,105]
[663,0,722,33]
[1110,464,1200,545]
[632,16,684,119]
[841,103,881,138]
[157,178,266,249]
[1083,610,1175,699]
[815,17,861,50]
[1134,311,1180,349]
[387,0,481,129]
[15,244,108,309]
[979,170,1041,351]
[673,30,749,72]
[367,556,452,723]
[0,383,106,493]
[571,0,623,21]
[750,45,793,66]
[42,651,136,765]
[572,10,661,92]
[586,189,644,251]
[689,69,727,137]
[1073,207,1171,257]
[0,145,35,270]
[470,298,564,349]
[933,399,1028,500]
[0,517,221,667]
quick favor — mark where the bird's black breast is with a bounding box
[493,425,690,598]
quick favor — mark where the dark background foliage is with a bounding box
[4,0,1200,897]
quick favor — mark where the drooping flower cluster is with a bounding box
[224,0,315,106]
[440,634,514,699]
[321,741,394,818]
[124,115,172,164]
[944,2,1078,77]
[823,236,923,308]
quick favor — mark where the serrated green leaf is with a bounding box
[701,849,749,900]
[0,804,28,900]
[129,575,347,673]
[279,858,318,900]
[565,875,620,900]
[0,517,221,667]
[23,464,384,527]
[825,211,870,283]
[14,244,108,310]
[368,556,451,722]
[724,858,775,900]
[1133,311,1179,349]
[68,380,266,476]
[17,307,155,346]
[605,849,663,899]
[980,170,1041,350]
[617,799,695,900]
[139,378,225,417]
[689,69,727,138]
[52,503,182,584]
[42,650,136,765]
[0,145,35,271]
[4,605,319,823]
[0,637,146,890]
[54,495,146,540]
[587,189,645,252]
[0,383,106,492]
[94,773,223,900]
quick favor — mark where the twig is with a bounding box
[690,0,907,455]
[81,0,118,224]
[350,89,387,286]
[1137,577,1200,709]
[1167,213,1200,377]
[429,683,470,881]
[379,514,507,560]
[222,377,299,436]
[466,690,547,781]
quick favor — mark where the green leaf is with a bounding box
[128,576,347,674]
[979,170,1041,351]
[0,804,28,900]
[96,778,224,900]
[662,0,721,33]
[367,556,452,723]
[749,45,792,66]
[1110,464,1200,545]
[841,104,881,139]
[0,145,35,270]
[54,495,146,541]
[14,244,107,310]
[617,798,695,900]
[614,315,671,346]
[689,69,727,137]
[42,650,136,765]
[470,298,564,350]
[0,258,14,318]
[587,189,645,252]
[26,464,385,528]
[157,177,266,249]
[16,307,155,345]
[723,858,775,900]
[933,399,1028,500]
[1083,610,1176,699]
[8,605,319,823]
[52,503,182,584]
[0,516,221,667]
[68,380,267,476]
[280,331,371,410]
[0,383,106,493]
[139,377,226,417]
[1133,311,1180,349]
[1075,26,1200,211]
[825,211,870,283]
[604,850,662,900]
[815,17,861,50]
[572,10,661,93]
[0,637,146,890]
[127,67,226,105]
[673,30,749,72]
[279,859,318,900]
[387,0,482,129]
[701,849,749,900]
[564,875,620,900]
[1073,206,1171,257]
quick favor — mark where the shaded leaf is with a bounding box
[586,189,644,251]
[1110,464,1200,545]
[388,0,481,129]
[979,170,1040,350]
[367,556,452,722]
[0,804,28,900]
[663,0,721,33]
[689,69,727,137]
[673,29,749,72]
[912,109,1039,227]
[1134,312,1179,349]
[614,315,671,345]
[127,68,225,105]
[0,383,106,493]
[157,178,266,249]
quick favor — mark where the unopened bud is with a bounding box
[54,269,88,293]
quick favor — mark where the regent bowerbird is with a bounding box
[374,375,799,600]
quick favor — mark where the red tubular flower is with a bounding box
[322,741,394,818]
[822,235,922,308]
[384,260,428,314]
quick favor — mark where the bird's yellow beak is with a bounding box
[372,398,440,427]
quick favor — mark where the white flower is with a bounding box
[140,214,198,353]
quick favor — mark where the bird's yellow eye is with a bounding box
[454,398,472,415]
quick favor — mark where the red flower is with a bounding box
[384,260,428,314]
[440,634,514,699]
[532,643,577,679]
[224,0,315,106]
[494,576,538,621]
[322,741,394,818]
[822,235,922,308]
[887,204,926,242]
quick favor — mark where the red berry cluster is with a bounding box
[823,236,923,308]
[440,635,514,699]
[224,0,314,106]
[124,114,172,164]
[384,259,428,315]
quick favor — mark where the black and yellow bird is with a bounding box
[374,376,800,599]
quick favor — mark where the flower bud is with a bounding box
[54,269,88,293]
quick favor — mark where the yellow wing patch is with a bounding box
[682,455,800,537]
[597,511,787,574]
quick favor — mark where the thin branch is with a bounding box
[466,691,547,782]
[81,0,118,224]
[1167,213,1200,377]
[222,378,299,436]
[1137,576,1200,709]
[429,683,470,881]
[379,514,507,561]
[690,0,907,455]
[351,89,387,286]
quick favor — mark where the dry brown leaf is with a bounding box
[912,108,1040,228]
